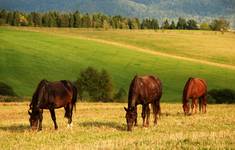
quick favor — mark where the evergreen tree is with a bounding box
[12,11,21,26]
[27,13,33,26]
[151,19,159,29]
[31,12,42,27]
[0,9,7,25]
[69,13,74,27]
[169,21,176,29]
[6,12,13,25]
[73,11,81,28]
[76,67,113,101]
[103,19,111,30]
[58,13,70,27]
[97,69,113,101]
[47,12,57,27]
[42,13,49,26]
[162,19,170,29]
[187,19,198,30]
[177,17,187,29]
[81,13,91,28]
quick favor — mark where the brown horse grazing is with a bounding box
[28,79,77,131]
[124,75,162,131]
[182,77,207,115]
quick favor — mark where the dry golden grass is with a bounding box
[0,102,234,149]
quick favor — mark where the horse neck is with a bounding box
[30,80,48,111]
[183,78,193,102]
[128,77,139,109]
[30,94,40,112]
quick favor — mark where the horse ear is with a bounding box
[124,107,128,112]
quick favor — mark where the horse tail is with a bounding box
[72,84,78,112]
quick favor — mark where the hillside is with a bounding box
[0,0,234,27]
[1,27,235,101]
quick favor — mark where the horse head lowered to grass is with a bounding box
[28,79,77,131]
[182,77,207,115]
[124,75,162,131]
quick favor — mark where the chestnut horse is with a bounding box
[182,77,207,115]
[28,79,77,130]
[124,75,162,131]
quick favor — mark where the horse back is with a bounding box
[183,78,207,100]
[38,81,74,108]
[128,75,162,107]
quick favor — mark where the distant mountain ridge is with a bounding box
[0,0,234,27]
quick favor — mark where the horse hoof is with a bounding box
[67,123,73,128]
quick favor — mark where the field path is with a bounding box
[18,27,235,70]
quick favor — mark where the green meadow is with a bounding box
[1,27,235,101]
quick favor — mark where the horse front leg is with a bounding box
[191,98,196,115]
[141,105,147,127]
[67,104,73,128]
[146,104,150,127]
[38,109,43,131]
[134,106,138,126]
[49,108,58,130]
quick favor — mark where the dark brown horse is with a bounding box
[28,79,77,130]
[124,75,162,131]
[182,77,207,115]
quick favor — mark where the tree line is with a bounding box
[1,66,235,103]
[0,9,230,31]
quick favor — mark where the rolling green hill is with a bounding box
[1,27,235,102]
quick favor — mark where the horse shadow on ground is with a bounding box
[159,112,186,117]
[79,121,126,131]
[0,124,29,132]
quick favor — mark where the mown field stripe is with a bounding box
[18,27,235,70]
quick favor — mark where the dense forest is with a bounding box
[0,0,234,28]
[0,9,230,31]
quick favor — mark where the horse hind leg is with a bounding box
[152,101,160,126]
[194,98,198,114]
[134,107,138,126]
[67,104,73,128]
[141,105,147,127]
[191,98,196,115]
[64,106,70,118]
[202,95,207,113]
[49,108,58,130]
[38,109,43,131]
[146,104,150,127]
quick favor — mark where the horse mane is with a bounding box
[30,79,48,110]
[182,77,193,103]
[128,75,138,109]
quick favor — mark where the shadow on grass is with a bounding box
[0,124,29,132]
[160,112,184,117]
[79,121,126,131]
